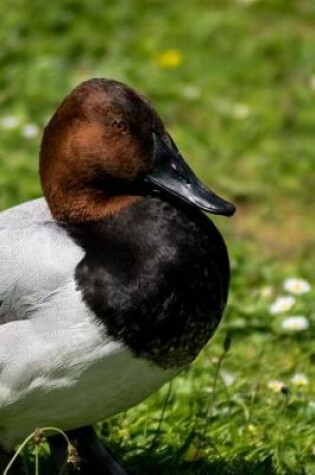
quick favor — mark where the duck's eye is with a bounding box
[111,119,128,133]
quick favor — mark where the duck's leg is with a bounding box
[48,426,129,475]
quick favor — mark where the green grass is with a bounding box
[0,0,314,474]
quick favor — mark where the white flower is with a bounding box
[0,116,20,129]
[291,373,309,387]
[267,380,286,393]
[22,123,39,139]
[283,278,311,295]
[221,371,235,386]
[232,103,250,119]
[309,401,315,410]
[269,295,295,314]
[281,316,309,331]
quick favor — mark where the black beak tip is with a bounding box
[223,202,236,217]
[207,203,236,217]
[202,197,236,217]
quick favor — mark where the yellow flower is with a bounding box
[156,50,183,69]
[247,424,257,433]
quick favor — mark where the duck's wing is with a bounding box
[0,198,85,326]
[0,199,112,403]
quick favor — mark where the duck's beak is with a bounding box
[145,133,236,217]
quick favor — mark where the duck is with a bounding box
[0,78,235,475]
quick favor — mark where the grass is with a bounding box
[0,0,314,474]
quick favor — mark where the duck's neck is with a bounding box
[41,169,141,222]
[40,143,141,223]
[52,190,139,222]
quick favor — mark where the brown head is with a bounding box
[40,78,235,222]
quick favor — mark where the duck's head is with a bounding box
[40,78,235,222]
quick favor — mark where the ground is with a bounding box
[0,0,314,474]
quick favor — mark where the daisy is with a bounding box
[269,295,295,314]
[283,278,311,295]
[281,316,309,331]
[291,373,309,387]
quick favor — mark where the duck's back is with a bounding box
[0,197,51,225]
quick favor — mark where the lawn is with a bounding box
[0,0,314,474]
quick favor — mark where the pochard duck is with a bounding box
[0,78,235,474]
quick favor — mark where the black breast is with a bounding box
[68,197,230,369]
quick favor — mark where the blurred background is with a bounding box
[0,0,314,474]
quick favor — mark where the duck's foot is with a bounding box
[48,425,129,475]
